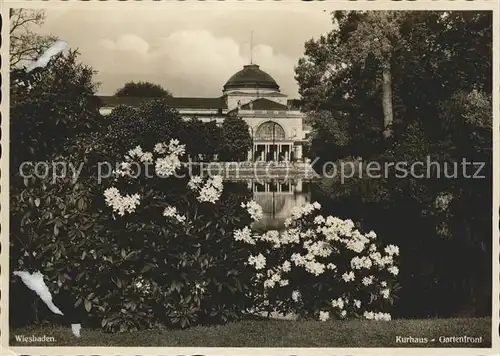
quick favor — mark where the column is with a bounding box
[296,144,303,160]
[247,149,252,161]
[261,147,265,161]
[295,178,303,193]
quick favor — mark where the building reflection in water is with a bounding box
[246,178,311,232]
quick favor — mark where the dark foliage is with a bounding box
[114,81,173,98]
[298,11,492,318]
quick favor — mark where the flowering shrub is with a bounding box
[237,202,400,322]
[11,134,400,330]
[97,139,258,331]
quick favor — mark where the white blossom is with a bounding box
[279,279,289,287]
[342,271,355,282]
[264,278,276,289]
[281,260,292,272]
[154,143,167,154]
[351,256,373,270]
[234,227,255,245]
[314,215,325,225]
[168,139,185,156]
[280,229,300,245]
[435,192,453,211]
[248,253,266,270]
[384,244,400,256]
[388,266,399,276]
[318,311,330,322]
[241,200,263,222]
[365,311,391,321]
[364,311,375,320]
[304,260,326,276]
[331,297,344,309]
[163,205,186,223]
[140,151,153,163]
[362,275,374,286]
[190,175,223,203]
[127,145,143,160]
[327,263,337,270]
[104,187,141,216]
[155,155,181,177]
[303,240,332,258]
[188,175,203,190]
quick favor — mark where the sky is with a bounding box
[33,4,335,98]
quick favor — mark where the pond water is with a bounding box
[228,178,316,232]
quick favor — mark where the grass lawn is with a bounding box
[9,317,492,347]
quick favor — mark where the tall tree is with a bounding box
[10,9,58,69]
[334,11,403,138]
[184,119,222,161]
[219,115,252,162]
[101,99,185,159]
[114,81,173,97]
[10,50,101,170]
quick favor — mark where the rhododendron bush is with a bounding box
[237,202,401,322]
[98,139,258,331]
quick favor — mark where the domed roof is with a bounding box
[223,64,280,91]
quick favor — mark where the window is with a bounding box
[255,121,286,140]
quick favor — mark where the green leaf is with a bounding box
[34,198,40,207]
[77,198,85,211]
[84,299,91,312]
[115,278,122,288]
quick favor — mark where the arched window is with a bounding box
[255,121,285,140]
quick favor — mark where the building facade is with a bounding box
[99,64,308,161]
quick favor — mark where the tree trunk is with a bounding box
[381,60,393,138]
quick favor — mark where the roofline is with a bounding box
[223,83,280,91]
[96,95,228,109]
